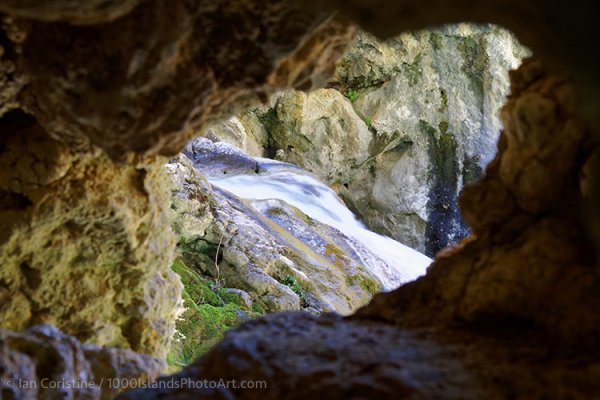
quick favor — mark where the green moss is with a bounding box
[257,107,278,133]
[324,243,350,271]
[172,259,221,307]
[364,116,373,127]
[281,275,308,305]
[324,243,346,260]
[439,88,448,113]
[429,32,443,50]
[457,36,488,98]
[353,274,380,296]
[168,258,264,371]
[438,120,449,135]
[403,52,423,87]
[345,88,359,102]
[418,119,437,138]
[252,300,267,314]
[419,119,458,186]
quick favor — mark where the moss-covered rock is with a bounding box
[167,258,264,370]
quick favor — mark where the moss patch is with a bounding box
[403,52,423,87]
[351,274,380,296]
[429,32,443,50]
[439,88,448,113]
[457,36,488,98]
[281,275,308,306]
[168,258,264,370]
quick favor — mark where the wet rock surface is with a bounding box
[0,0,354,360]
[208,25,528,255]
[0,0,598,399]
[358,60,600,348]
[120,59,600,399]
[167,151,383,315]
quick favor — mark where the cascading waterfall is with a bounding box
[186,139,431,290]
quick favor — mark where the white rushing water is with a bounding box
[203,150,432,290]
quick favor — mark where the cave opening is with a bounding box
[165,22,531,370]
[0,1,598,398]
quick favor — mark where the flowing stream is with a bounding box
[188,140,432,290]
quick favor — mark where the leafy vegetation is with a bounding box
[167,258,264,371]
[281,275,308,306]
[345,88,359,102]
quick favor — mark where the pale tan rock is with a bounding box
[0,118,182,358]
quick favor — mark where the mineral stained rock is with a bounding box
[0,0,355,361]
[358,59,600,348]
[0,114,181,358]
[0,0,599,399]
[167,148,381,316]
[0,324,161,400]
[117,60,600,399]
[207,25,528,255]
[2,0,356,159]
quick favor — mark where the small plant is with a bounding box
[281,275,308,305]
[345,88,359,102]
[364,116,372,127]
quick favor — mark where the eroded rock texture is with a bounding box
[0,113,181,358]
[208,25,528,254]
[0,0,355,362]
[0,0,599,398]
[168,150,380,316]
[117,60,600,399]
[360,59,600,348]
[0,324,161,400]
[2,0,355,159]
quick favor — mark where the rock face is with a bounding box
[1,0,355,159]
[167,147,383,316]
[0,324,161,400]
[0,0,599,399]
[0,115,181,359]
[360,59,600,346]
[117,58,600,400]
[208,25,528,254]
[118,313,488,399]
[0,0,354,362]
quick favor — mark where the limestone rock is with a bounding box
[117,312,600,399]
[0,0,142,25]
[0,0,356,362]
[167,151,381,316]
[119,58,599,400]
[205,114,270,158]
[359,60,600,348]
[0,324,160,400]
[1,0,355,159]
[84,345,162,400]
[0,115,182,359]
[209,25,529,255]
